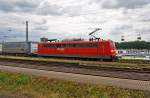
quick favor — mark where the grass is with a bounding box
[0,71,148,98]
[0,55,150,68]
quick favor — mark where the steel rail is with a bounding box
[0,58,150,74]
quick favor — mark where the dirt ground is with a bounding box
[0,92,30,98]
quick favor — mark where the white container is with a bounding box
[0,44,2,53]
[30,42,38,54]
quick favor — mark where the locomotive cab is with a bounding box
[109,40,117,60]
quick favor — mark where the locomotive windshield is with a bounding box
[110,41,116,49]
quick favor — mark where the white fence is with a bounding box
[117,49,150,56]
[117,49,150,60]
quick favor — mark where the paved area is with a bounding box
[0,65,150,91]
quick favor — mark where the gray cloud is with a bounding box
[36,2,64,16]
[0,0,14,12]
[14,0,39,12]
[0,0,150,42]
[34,19,47,25]
[110,25,133,35]
[140,18,150,22]
[0,0,39,13]
[35,26,49,31]
[93,0,150,9]
[116,0,150,9]
[0,0,86,17]
[135,28,150,35]
[0,0,65,16]
[63,5,83,17]
[116,25,133,30]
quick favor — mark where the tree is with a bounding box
[115,41,150,49]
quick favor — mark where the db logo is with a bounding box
[57,48,64,51]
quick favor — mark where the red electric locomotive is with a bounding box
[37,39,117,60]
[37,29,117,60]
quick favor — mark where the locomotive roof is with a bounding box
[39,40,112,44]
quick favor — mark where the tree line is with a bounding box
[115,41,150,49]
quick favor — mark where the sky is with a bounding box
[0,0,150,42]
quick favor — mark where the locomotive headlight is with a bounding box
[111,50,116,54]
[111,50,114,53]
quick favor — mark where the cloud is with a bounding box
[0,0,40,13]
[140,18,150,22]
[110,25,133,35]
[0,0,14,12]
[36,1,64,16]
[14,0,39,12]
[116,25,133,31]
[34,26,49,31]
[0,0,91,17]
[135,28,150,35]
[0,0,150,42]
[34,19,47,25]
[93,0,150,9]
[115,0,150,9]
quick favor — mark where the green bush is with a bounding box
[15,75,28,86]
[116,41,150,49]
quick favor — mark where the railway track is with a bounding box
[0,59,150,81]
[0,58,150,74]
[1,54,150,64]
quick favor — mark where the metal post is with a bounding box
[26,21,28,42]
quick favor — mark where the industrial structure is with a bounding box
[121,32,142,42]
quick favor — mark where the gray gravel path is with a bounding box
[0,65,150,91]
